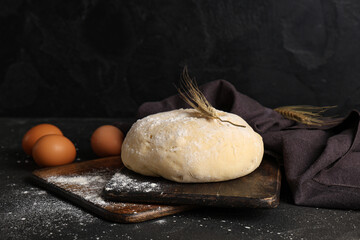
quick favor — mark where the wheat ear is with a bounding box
[178,67,245,128]
[274,105,340,126]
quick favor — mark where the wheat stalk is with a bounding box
[178,67,246,128]
[178,67,338,127]
[274,105,340,126]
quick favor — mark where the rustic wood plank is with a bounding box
[103,155,281,208]
[31,156,193,223]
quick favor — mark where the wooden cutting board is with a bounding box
[31,156,194,223]
[103,155,281,208]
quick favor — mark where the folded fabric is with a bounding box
[135,79,360,209]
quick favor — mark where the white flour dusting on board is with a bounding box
[105,172,160,193]
[47,175,105,185]
[46,171,122,207]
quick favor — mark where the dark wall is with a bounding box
[1,0,360,117]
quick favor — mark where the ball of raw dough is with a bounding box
[121,108,264,183]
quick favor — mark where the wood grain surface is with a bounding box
[103,155,281,208]
[31,156,193,223]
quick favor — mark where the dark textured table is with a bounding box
[1,118,360,240]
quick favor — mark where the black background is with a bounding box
[1,0,360,117]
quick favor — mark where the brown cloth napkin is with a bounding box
[133,79,360,209]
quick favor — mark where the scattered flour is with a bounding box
[46,175,106,185]
[45,171,120,207]
[1,186,97,239]
[105,172,160,193]
[44,170,159,214]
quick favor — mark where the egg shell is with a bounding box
[32,134,76,167]
[91,125,124,157]
[22,123,63,156]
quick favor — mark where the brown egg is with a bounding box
[91,125,124,157]
[22,123,63,156]
[32,135,76,167]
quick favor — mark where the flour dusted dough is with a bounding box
[121,109,264,183]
